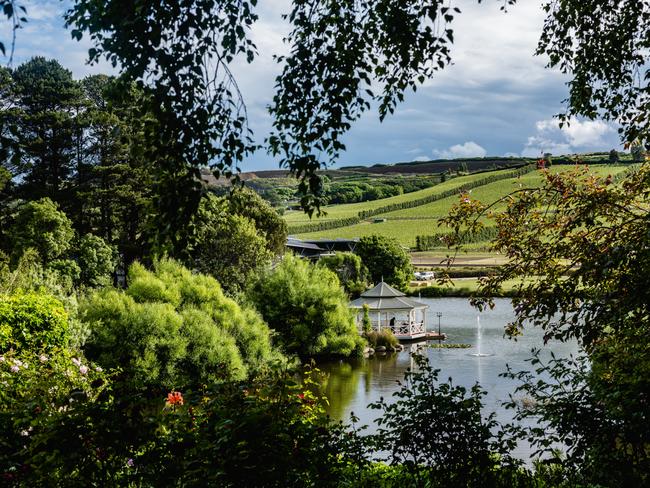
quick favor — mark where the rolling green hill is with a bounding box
[290,165,630,249]
[283,169,508,224]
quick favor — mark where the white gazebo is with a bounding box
[350,282,429,341]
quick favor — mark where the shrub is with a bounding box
[0,357,350,487]
[362,304,372,334]
[48,258,81,288]
[7,198,74,264]
[248,254,363,358]
[0,291,68,352]
[317,252,370,297]
[76,234,116,287]
[415,227,499,251]
[370,355,529,487]
[364,329,398,349]
[0,349,111,486]
[81,259,282,388]
[228,187,288,256]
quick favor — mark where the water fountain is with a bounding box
[471,315,491,357]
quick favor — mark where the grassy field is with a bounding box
[292,165,629,248]
[407,276,537,297]
[357,165,625,220]
[283,169,516,223]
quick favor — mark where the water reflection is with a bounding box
[314,298,578,458]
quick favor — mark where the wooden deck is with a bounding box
[397,331,447,343]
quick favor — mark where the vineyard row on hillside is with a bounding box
[415,227,499,251]
[288,164,535,235]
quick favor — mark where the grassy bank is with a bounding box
[407,277,532,298]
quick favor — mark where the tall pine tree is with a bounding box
[12,57,83,204]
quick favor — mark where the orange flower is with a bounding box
[166,391,184,406]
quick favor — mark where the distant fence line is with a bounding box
[287,216,363,235]
[415,227,499,251]
[288,164,536,235]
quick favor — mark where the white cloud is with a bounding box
[522,118,617,156]
[433,141,487,159]
[562,120,613,146]
[522,136,571,157]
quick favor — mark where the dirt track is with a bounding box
[410,252,508,268]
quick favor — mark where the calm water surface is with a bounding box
[316,298,579,460]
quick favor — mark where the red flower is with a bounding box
[167,391,184,406]
[297,393,305,400]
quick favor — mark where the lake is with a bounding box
[315,297,579,460]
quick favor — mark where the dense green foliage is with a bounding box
[443,163,650,485]
[0,349,111,484]
[364,329,398,350]
[0,252,89,350]
[2,58,156,267]
[317,252,370,297]
[10,57,82,202]
[0,352,346,487]
[7,198,74,264]
[0,344,541,487]
[3,198,115,288]
[3,1,650,484]
[319,174,443,205]
[325,180,404,204]
[63,0,261,245]
[227,187,288,257]
[0,292,68,352]
[75,234,116,288]
[187,194,273,295]
[248,255,363,358]
[355,235,412,292]
[82,259,281,387]
[2,58,288,289]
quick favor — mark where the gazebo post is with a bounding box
[377,312,381,332]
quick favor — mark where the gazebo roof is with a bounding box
[350,281,428,311]
[360,281,406,298]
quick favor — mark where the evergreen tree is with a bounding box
[11,57,83,203]
[74,76,155,266]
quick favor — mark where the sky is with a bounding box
[3,0,623,171]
